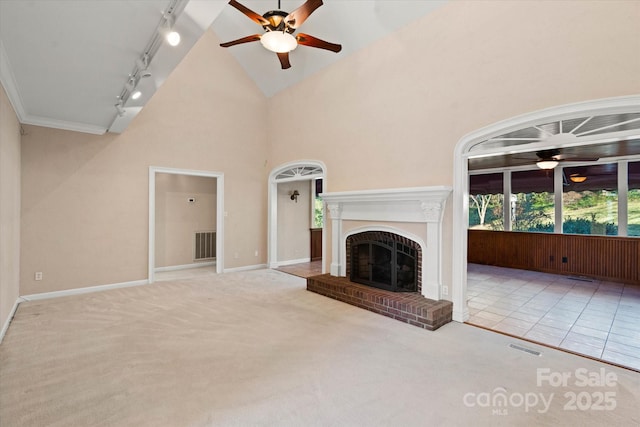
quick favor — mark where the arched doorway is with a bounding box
[452,95,640,322]
[268,160,327,270]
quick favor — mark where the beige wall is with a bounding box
[20,30,268,295]
[267,1,640,294]
[15,1,640,298]
[276,181,311,262]
[155,173,216,268]
[0,84,21,329]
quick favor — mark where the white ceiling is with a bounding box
[0,0,445,135]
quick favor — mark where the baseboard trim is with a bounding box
[154,261,216,273]
[20,279,149,302]
[273,257,311,267]
[0,298,22,344]
[223,264,268,273]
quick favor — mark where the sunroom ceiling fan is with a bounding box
[219,0,342,69]
[530,149,600,170]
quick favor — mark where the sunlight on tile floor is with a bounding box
[467,264,640,371]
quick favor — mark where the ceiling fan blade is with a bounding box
[296,33,342,53]
[560,157,600,162]
[228,0,269,26]
[285,0,323,29]
[277,52,291,69]
[220,34,261,48]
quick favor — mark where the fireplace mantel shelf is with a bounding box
[322,186,452,224]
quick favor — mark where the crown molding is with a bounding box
[0,39,27,122]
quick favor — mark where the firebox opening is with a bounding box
[348,232,419,292]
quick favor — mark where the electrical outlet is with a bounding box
[562,256,568,263]
[234,252,239,259]
[35,272,43,281]
[254,250,259,257]
[442,285,449,296]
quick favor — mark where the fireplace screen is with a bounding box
[350,236,417,292]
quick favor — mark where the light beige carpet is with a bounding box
[1,269,638,426]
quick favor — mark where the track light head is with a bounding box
[161,12,181,46]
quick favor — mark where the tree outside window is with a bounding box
[511,170,554,232]
[469,173,503,230]
[562,164,618,235]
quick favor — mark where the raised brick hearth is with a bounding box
[307,274,453,331]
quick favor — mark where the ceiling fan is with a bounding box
[219,0,342,69]
[532,149,599,170]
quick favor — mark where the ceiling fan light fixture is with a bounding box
[260,31,297,53]
[536,160,559,170]
[569,174,587,183]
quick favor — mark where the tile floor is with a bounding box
[467,263,640,371]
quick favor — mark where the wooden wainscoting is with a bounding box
[468,230,640,284]
[310,228,322,261]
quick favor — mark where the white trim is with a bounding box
[20,279,148,302]
[273,257,311,267]
[0,40,27,123]
[0,298,22,344]
[452,95,640,324]
[554,167,563,234]
[268,160,327,271]
[223,264,268,273]
[504,171,512,231]
[618,161,629,236]
[154,261,216,273]
[149,167,224,284]
[464,95,640,156]
[21,114,107,135]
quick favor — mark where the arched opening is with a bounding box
[268,160,327,271]
[452,95,640,323]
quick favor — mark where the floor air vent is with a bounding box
[194,231,216,261]
[568,276,594,282]
[509,343,541,356]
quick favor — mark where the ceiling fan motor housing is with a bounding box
[537,149,561,160]
[262,10,294,33]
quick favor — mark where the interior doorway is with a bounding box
[148,167,224,283]
[268,161,326,274]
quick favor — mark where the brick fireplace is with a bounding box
[307,186,453,330]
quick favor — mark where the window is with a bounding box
[469,173,504,230]
[313,179,323,228]
[562,164,618,235]
[469,159,640,237]
[629,161,640,236]
[511,170,554,232]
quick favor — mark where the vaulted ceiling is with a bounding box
[0,0,446,135]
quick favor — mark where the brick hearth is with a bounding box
[307,274,453,331]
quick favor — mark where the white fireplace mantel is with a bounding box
[322,186,452,301]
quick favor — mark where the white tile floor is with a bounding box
[467,263,640,371]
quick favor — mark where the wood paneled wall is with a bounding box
[468,230,640,284]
